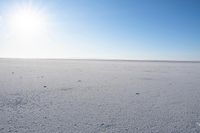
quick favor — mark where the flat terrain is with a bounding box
[0,59,200,133]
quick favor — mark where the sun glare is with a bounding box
[3,3,53,58]
[9,5,46,36]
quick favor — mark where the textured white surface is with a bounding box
[0,59,200,133]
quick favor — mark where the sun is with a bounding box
[9,5,46,36]
[4,3,52,58]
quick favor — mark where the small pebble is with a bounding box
[100,123,105,126]
[136,93,140,95]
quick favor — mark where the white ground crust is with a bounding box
[0,59,200,133]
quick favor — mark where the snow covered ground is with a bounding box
[0,59,200,133]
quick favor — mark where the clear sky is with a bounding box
[0,0,200,60]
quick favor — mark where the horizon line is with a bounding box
[0,57,200,63]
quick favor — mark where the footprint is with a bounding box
[141,77,153,80]
[144,70,153,73]
[0,128,4,131]
[98,123,113,132]
[60,88,73,91]
[5,96,28,108]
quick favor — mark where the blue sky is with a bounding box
[0,0,200,60]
